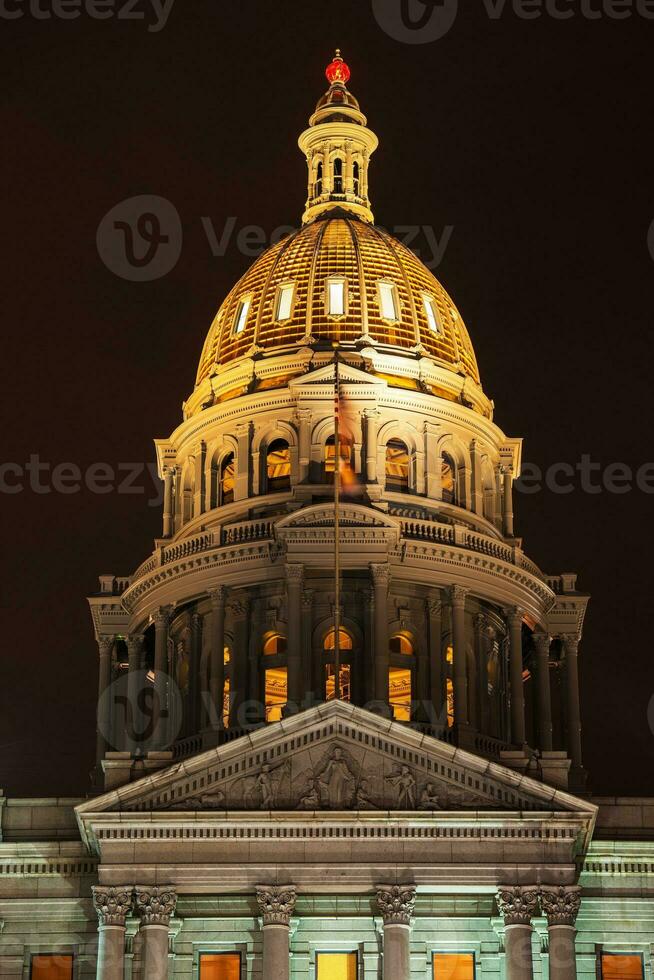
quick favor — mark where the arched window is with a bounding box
[325,434,353,484]
[263,633,287,656]
[389,633,414,656]
[446,643,454,728]
[223,645,231,728]
[219,453,235,506]
[385,439,410,493]
[266,439,291,493]
[333,157,343,194]
[315,161,323,197]
[324,628,352,702]
[442,453,456,505]
[262,633,287,722]
[353,160,360,196]
[389,632,413,722]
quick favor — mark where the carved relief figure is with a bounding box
[319,746,355,808]
[298,775,321,809]
[386,764,417,808]
[419,782,441,810]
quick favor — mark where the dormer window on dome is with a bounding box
[423,293,441,333]
[326,276,347,317]
[275,282,295,322]
[378,280,400,322]
[233,295,251,335]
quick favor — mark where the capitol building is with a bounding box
[1,52,652,980]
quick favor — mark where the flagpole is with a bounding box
[333,343,341,701]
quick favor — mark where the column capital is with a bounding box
[375,884,416,925]
[229,593,251,618]
[285,563,305,586]
[208,585,227,608]
[533,632,551,655]
[563,635,580,656]
[152,606,172,629]
[496,885,539,925]
[505,606,524,626]
[448,585,468,608]
[540,886,581,926]
[427,596,443,618]
[126,633,144,652]
[500,463,514,477]
[256,885,297,926]
[295,407,313,422]
[134,885,178,926]
[98,634,114,650]
[370,563,390,589]
[92,885,132,927]
[235,420,251,437]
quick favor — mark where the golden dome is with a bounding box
[196,215,480,388]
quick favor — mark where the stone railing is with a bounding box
[399,518,455,545]
[221,518,275,545]
[473,731,513,759]
[461,528,514,563]
[161,532,217,566]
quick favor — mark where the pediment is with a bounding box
[78,702,595,822]
[288,362,385,388]
[275,502,400,534]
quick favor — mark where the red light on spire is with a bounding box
[326,49,350,86]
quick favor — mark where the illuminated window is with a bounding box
[233,296,251,335]
[325,664,352,702]
[390,633,414,656]
[263,633,287,656]
[326,277,346,317]
[385,439,410,493]
[433,953,475,980]
[275,283,294,321]
[442,454,456,504]
[378,280,399,321]
[265,666,287,722]
[315,161,323,196]
[223,646,231,728]
[445,644,454,728]
[324,628,353,652]
[31,956,74,980]
[220,453,235,506]
[266,439,291,492]
[333,157,344,194]
[199,953,241,980]
[600,954,644,980]
[389,667,412,721]
[423,293,441,333]
[353,161,360,196]
[316,952,358,980]
[325,434,353,483]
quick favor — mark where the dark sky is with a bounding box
[2,0,652,798]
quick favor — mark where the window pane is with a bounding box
[263,633,287,656]
[324,628,353,651]
[601,954,644,980]
[325,663,351,703]
[265,666,287,722]
[389,667,411,721]
[31,956,73,980]
[379,281,397,320]
[276,284,294,321]
[385,439,409,492]
[433,953,475,980]
[234,297,250,334]
[328,280,345,316]
[423,294,440,333]
[200,953,241,980]
[316,952,358,979]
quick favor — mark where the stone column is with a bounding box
[376,885,416,980]
[541,886,581,980]
[92,886,132,980]
[134,886,177,980]
[497,886,539,980]
[286,564,304,710]
[256,885,297,980]
[427,596,444,726]
[235,421,250,501]
[424,423,442,499]
[297,409,312,483]
[229,595,251,728]
[364,409,380,483]
[152,607,171,750]
[125,634,144,752]
[449,586,469,727]
[563,637,583,770]
[371,564,390,705]
[470,439,483,515]
[502,464,514,537]
[474,614,487,734]
[533,632,553,752]
[507,607,526,747]
[301,589,314,702]
[208,587,226,731]
[162,467,174,537]
[192,441,206,518]
[96,635,114,762]
[188,612,202,734]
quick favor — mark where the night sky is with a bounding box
[2,0,652,798]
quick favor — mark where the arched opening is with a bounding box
[385,439,410,493]
[442,453,456,505]
[262,633,288,722]
[389,632,413,722]
[263,633,287,656]
[445,643,454,728]
[315,161,323,197]
[223,645,231,729]
[324,628,352,702]
[266,439,291,493]
[333,157,343,194]
[219,453,235,506]
[325,434,353,484]
[353,160,360,196]
[389,633,414,656]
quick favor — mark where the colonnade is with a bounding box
[92,883,581,980]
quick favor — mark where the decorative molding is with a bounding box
[134,885,178,926]
[92,885,133,927]
[376,884,416,925]
[256,884,297,926]
[496,885,540,925]
[540,886,581,926]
